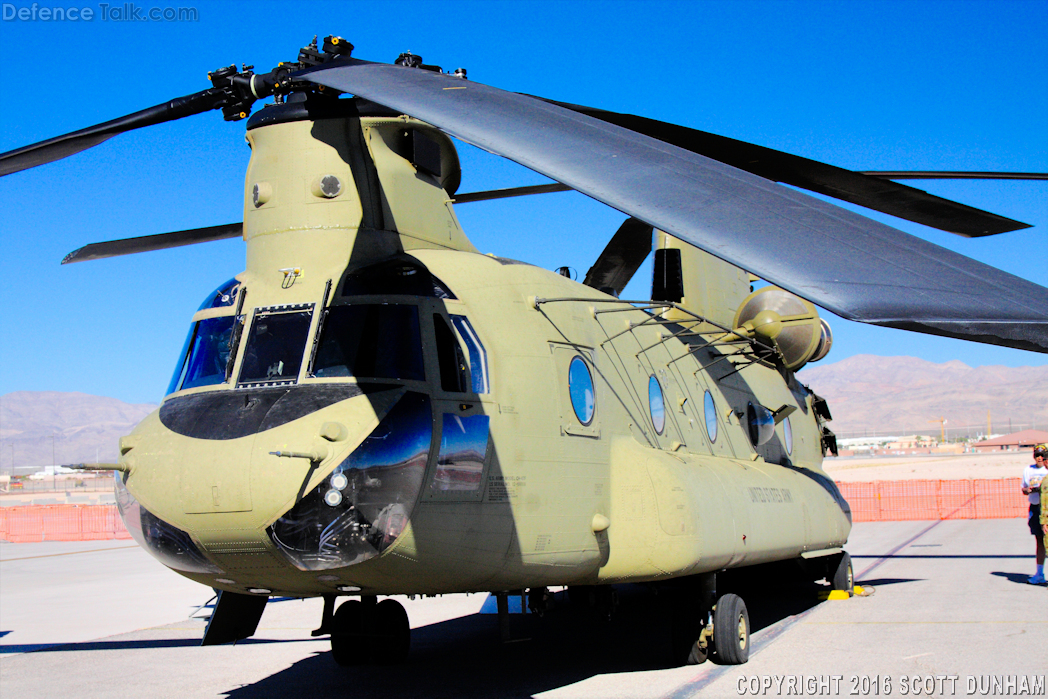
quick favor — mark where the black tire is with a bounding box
[712,593,749,665]
[372,599,411,663]
[832,552,854,594]
[686,639,709,665]
[330,600,363,666]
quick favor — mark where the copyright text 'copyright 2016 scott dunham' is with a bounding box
[736,675,1045,697]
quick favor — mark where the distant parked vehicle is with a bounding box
[28,465,78,480]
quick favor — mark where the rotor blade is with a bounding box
[454,182,571,203]
[300,59,1048,354]
[537,102,1032,238]
[0,89,224,177]
[583,218,653,296]
[859,171,1048,180]
[63,222,242,264]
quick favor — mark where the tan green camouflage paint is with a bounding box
[118,116,848,598]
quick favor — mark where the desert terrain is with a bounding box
[823,449,1032,482]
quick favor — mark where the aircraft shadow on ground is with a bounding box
[0,636,311,655]
[224,580,825,699]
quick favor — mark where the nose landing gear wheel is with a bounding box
[712,593,749,665]
[330,598,411,666]
[372,598,411,663]
[330,600,364,667]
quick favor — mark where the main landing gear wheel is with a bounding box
[712,593,749,665]
[832,552,854,595]
[329,598,411,666]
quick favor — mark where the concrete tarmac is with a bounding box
[1,519,1045,698]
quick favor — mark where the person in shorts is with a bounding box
[1022,444,1048,585]
[1041,467,1048,578]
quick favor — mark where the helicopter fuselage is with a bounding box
[113,102,850,601]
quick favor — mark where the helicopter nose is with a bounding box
[117,385,407,564]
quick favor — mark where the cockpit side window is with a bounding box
[340,259,456,299]
[311,305,425,381]
[167,327,194,396]
[238,305,314,386]
[168,316,237,394]
[450,315,489,394]
[433,314,469,392]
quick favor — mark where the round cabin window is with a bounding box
[784,416,794,455]
[703,390,718,443]
[649,376,665,434]
[747,402,775,446]
[568,356,595,425]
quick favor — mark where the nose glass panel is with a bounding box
[269,392,433,571]
[115,474,220,574]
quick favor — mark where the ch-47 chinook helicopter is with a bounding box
[3,35,1048,667]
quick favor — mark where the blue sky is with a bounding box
[0,0,1045,405]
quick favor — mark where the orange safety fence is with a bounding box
[0,505,131,543]
[0,478,1032,542]
[836,478,1028,522]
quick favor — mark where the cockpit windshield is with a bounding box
[311,305,425,381]
[167,316,236,394]
[167,262,462,396]
[238,305,314,386]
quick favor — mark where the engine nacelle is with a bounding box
[733,286,832,371]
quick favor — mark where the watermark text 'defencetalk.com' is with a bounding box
[3,3,198,21]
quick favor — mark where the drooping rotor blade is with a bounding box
[63,223,242,264]
[300,59,1048,354]
[536,101,1034,238]
[2,37,361,178]
[858,171,1048,180]
[449,175,1048,203]
[0,89,227,177]
[583,218,654,296]
[454,182,571,203]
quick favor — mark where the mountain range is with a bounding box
[797,355,1048,439]
[3,355,1047,467]
[0,391,156,469]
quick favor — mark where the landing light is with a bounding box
[248,588,272,595]
[330,472,349,491]
[324,488,344,507]
[337,585,361,593]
